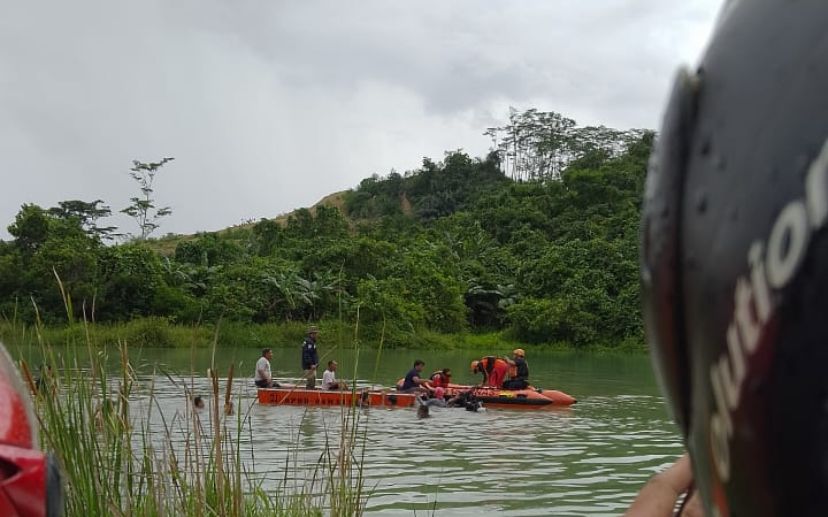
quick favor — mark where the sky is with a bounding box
[0,0,723,240]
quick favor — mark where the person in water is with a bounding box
[627,1,828,514]
[254,348,280,388]
[502,348,529,390]
[419,386,448,408]
[429,368,452,389]
[470,356,509,387]
[399,359,430,394]
[301,326,320,389]
[321,360,347,390]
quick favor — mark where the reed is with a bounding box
[13,289,370,516]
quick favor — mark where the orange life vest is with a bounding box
[429,371,449,388]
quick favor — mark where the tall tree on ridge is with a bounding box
[121,157,174,240]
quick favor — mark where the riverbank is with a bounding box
[0,317,647,353]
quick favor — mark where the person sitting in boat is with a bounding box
[254,348,280,388]
[429,368,452,389]
[321,360,348,390]
[470,356,509,387]
[501,348,529,390]
[399,359,430,394]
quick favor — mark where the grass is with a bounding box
[8,302,370,516]
[0,318,647,353]
[0,318,357,350]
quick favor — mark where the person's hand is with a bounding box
[625,453,702,516]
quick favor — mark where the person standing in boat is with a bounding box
[321,360,348,390]
[470,356,509,387]
[301,326,320,389]
[429,368,452,389]
[502,349,529,390]
[399,359,430,394]
[254,348,280,388]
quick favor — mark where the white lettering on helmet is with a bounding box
[807,144,828,227]
[708,139,828,483]
[735,278,761,354]
[767,201,809,288]
[710,412,731,481]
[748,242,772,323]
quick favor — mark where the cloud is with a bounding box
[0,0,721,239]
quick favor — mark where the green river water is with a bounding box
[19,345,682,516]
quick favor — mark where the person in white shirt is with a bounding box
[321,360,347,390]
[254,348,280,388]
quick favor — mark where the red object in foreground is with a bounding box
[0,444,47,517]
[0,342,61,517]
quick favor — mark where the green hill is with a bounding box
[0,109,653,348]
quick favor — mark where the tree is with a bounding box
[8,204,50,253]
[48,199,119,241]
[121,157,174,240]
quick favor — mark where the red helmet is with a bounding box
[642,0,828,514]
[0,342,62,516]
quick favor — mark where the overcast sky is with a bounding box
[0,0,722,240]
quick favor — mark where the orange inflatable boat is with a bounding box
[394,378,577,409]
[441,384,576,409]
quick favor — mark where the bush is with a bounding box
[121,316,175,347]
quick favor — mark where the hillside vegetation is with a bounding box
[0,109,652,348]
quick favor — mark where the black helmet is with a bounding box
[641,0,828,514]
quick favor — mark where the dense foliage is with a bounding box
[0,111,652,347]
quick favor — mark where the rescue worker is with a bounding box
[429,368,452,389]
[301,326,320,389]
[399,359,430,393]
[470,356,509,387]
[502,348,529,390]
[628,1,828,514]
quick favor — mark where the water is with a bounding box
[21,345,682,516]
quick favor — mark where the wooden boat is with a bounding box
[441,383,577,409]
[257,386,417,408]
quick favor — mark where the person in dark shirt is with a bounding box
[301,326,320,389]
[502,348,529,390]
[399,359,429,394]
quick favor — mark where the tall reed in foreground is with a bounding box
[12,302,370,516]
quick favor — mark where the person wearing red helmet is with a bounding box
[0,342,63,516]
[630,0,828,515]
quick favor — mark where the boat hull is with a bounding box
[257,388,417,408]
[443,384,576,408]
